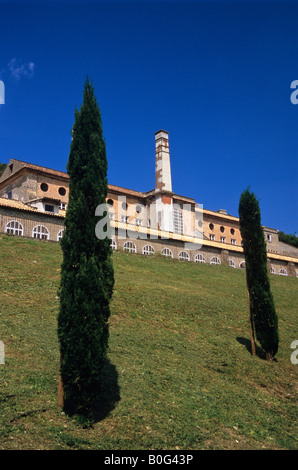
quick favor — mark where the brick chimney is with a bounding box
[155,130,172,192]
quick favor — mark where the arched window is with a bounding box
[32,225,49,240]
[110,239,117,250]
[239,261,246,269]
[178,251,190,261]
[210,256,221,265]
[228,259,236,268]
[5,220,23,236]
[161,248,173,258]
[123,241,136,253]
[195,253,205,263]
[279,268,287,276]
[270,266,276,274]
[142,244,154,255]
[57,229,64,241]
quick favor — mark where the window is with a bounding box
[220,226,225,233]
[135,218,142,226]
[178,251,190,261]
[279,268,287,276]
[231,239,236,245]
[121,215,128,223]
[40,183,48,192]
[110,239,117,250]
[7,191,12,199]
[45,204,55,213]
[109,212,115,220]
[136,205,142,214]
[5,220,23,236]
[59,202,67,210]
[210,234,215,241]
[107,199,114,207]
[32,225,49,240]
[57,229,64,241]
[266,234,272,242]
[209,223,214,230]
[195,253,205,263]
[123,241,136,253]
[270,267,276,274]
[58,187,66,196]
[220,236,226,243]
[161,248,173,258]
[142,244,154,255]
[228,259,236,268]
[173,208,183,234]
[210,256,221,265]
[239,261,246,269]
[230,228,235,235]
[121,201,128,211]
[147,219,151,228]
[9,163,13,173]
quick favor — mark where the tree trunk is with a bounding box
[247,290,256,356]
[57,353,64,409]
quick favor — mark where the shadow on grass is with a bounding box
[236,336,266,359]
[71,357,121,427]
[92,358,121,422]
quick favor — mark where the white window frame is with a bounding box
[123,241,137,253]
[121,215,129,223]
[110,239,117,250]
[270,266,276,274]
[266,233,272,242]
[279,268,287,276]
[135,218,142,226]
[195,253,206,263]
[231,239,236,245]
[5,220,24,236]
[178,251,190,261]
[239,260,246,269]
[161,247,173,258]
[57,229,64,241]
[142,244,154,255]
[220,236,226,243]
[210,256,221,265]
[228,259,236,268]
[32,225,49,240]
[210,234,215,241]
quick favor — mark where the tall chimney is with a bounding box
[155,130,172,192]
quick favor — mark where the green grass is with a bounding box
[0,234,297,450]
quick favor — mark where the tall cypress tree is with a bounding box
[58,78,114,415]
[238,189,278,361]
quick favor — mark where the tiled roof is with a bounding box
[0,197,63,218]
[0,197,38,212]
[9,159,69,179]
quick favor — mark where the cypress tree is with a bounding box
[57,78,114,415]
[238,189,278,361]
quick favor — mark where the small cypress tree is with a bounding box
[238,189,278,361]
[58,78,114,415]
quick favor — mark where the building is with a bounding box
[0,130,297,277]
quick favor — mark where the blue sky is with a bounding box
[0,0,297,234]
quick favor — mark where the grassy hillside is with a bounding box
[0,235,297,450]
